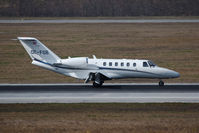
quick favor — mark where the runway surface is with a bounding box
[1,19,199,23]
[0,83,199,103]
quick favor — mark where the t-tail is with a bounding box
[18,37,61,64]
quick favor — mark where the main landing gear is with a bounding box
[159,80,164,86]
[93,81,103,88]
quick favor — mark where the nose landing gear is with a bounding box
[159,80,164,86]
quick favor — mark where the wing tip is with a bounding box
[17,37,37,40]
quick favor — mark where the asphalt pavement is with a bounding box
[0,83,199,103]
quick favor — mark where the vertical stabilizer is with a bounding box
[18,37,60,64]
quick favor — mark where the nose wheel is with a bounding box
[159,80,164,86]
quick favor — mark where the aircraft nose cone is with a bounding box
[172,71,180,78]
[159,68,180,78]
[167,70,180,78]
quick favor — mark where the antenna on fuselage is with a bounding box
[93,55,97,59]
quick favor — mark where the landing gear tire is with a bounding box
[159,80,164,86]
[93,82,103,88]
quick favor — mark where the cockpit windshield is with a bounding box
[148,60,157,67]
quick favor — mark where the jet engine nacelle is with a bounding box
[61,57,88,68]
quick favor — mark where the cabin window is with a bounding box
[115,62,118,66]
[103,62,106,66]
[127,62,130,67]
[133,63,136,67]
[143,62,149,67]
[109,62,112,66]
[121,62,124,67]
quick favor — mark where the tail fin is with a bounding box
[18,37,60,64]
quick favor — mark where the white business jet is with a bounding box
[18,37,180,87]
